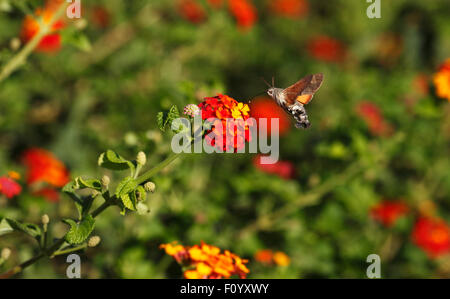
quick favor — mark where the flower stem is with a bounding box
[135,152,183,185]
[52,244,88,257]
[0,3,68,84]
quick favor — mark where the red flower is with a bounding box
[178,0,206,24]
[254,249,273,265]
[250,97,291,136]
[307,35,346,63]
[253,155,295,180]
[228,0,257,30]
[370,200,409,227]
[22,148,70,188]
[0,176,22,199]
[20,0,65,53]
[199,94,254,152]
[412,217,450,258]
[356,101,393,137]
[270,0,308,18]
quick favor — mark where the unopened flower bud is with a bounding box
[1,248,11,260]
[144,182,156,193]
[74,18,88,30]
[88,236,101,248]
[42,214,50,225]
[101,175,110,187]
[137,151,147,166]
[10,38,21,51]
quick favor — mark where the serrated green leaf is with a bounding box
[115,177,138,199]
[5,218,41,239]
[98,150,135,172]
[121,193,136,211]
[157,112,165,131]
[75,177,102,191]
[166,105,180,125]
[62,181,79,194]
[63,215,95,245]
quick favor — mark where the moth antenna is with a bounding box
[249,91,266,103]
[261,77,272,88]
[272,76,275,87]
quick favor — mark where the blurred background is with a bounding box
[0,0,450,278]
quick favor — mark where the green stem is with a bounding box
[135,152,183,185]
[52,244,87,257]
[91,201,112,218]
[0,3,68,83]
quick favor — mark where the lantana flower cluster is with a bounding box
[197,94,254,152]
[160,241,250,279]
[370,200,450,259]
[0,148,70,202]
[20,0,66,53]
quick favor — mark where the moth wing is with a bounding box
[282,73,324,105]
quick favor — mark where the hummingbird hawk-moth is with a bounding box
[266,73,324,129]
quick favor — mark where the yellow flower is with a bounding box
[433,59,450,101]
[273,251,290,266]
[160,242,185,256]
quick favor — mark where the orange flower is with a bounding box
[356,101,393,137]
[22,148,70,188]
[270,0,308,18]
[433,59,450,101]
[178,0,206,24]
[0,176,22,199]
[253,155,295,180]
[254,249,290,266]
[307,35,346,63]
[228,0,257,30]
[273,251,290,266]
[412,217,450,258]
[20,0,65,53]
[250,97,291,136]
[160,241,249,279]
[370,200,409,227]
[199,94,254,152]
[254,249,274,264]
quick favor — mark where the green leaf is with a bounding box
[98,150,135,172]
[115,177,138,198]
[121,193,136,211]
[157,112,165,131]
[63,181,79,194]
[75,177,102,191]
[166,105,180,127]
[136,185,147,202]
[5,218,41,239]
[0,218,13,236]
[63,180,96,220]
[157,106,180,132]
[63,215,96,245]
